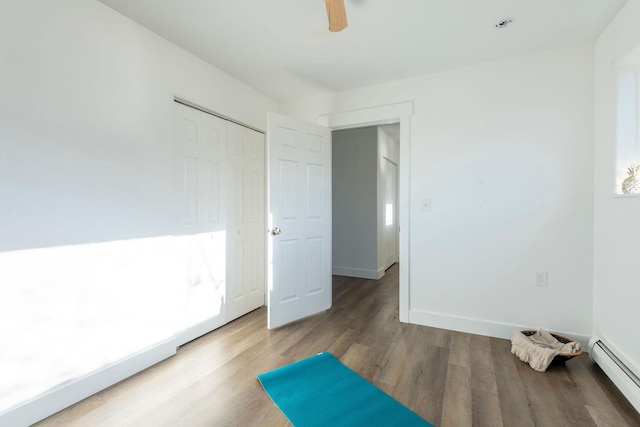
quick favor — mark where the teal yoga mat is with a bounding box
[257,352,434,426]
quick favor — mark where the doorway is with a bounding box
[320,101,413,322]
[331,124,400,280]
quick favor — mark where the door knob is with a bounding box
[271,227,282,236]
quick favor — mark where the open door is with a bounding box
[267,113,332,329]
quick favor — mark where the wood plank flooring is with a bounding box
[37,264,640,426]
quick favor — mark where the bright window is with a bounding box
[616,50,640,194]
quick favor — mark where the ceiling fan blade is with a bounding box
[325,0,348,32]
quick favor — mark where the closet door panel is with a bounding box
[226,123,247,321]
[201,113,226,231]
[226,123,265,321]
[173,103,228,344]
[246,129,266,311]
[173,105,202,234]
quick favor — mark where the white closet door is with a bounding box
[173,103,228,344]
[226,122,265,322]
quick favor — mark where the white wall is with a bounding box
[593,0,640,376]
[0,0,275,252]
[332,127,379,278]
[0,0,277,419]
[283,45,595,343]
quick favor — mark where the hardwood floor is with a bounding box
[37,264,640,426]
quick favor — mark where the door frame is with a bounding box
[319,101,413,322]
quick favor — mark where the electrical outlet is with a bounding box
[536,272,548,287]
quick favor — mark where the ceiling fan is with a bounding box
[325,0,348,32]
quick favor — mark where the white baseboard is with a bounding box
[408,309,591,349]
[332,266,384,280]
[0,337,177,427]
[175,315,226,347]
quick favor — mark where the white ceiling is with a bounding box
[98,0,626,102]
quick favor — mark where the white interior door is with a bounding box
[267,112,332,329]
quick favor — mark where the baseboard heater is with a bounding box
[589,338,640,413]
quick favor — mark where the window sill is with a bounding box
[610,193,640,198]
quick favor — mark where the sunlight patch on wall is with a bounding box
[0,232,226,414]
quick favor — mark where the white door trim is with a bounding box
[319,101,413,323]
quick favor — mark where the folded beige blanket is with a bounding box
[510,329,581,372]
